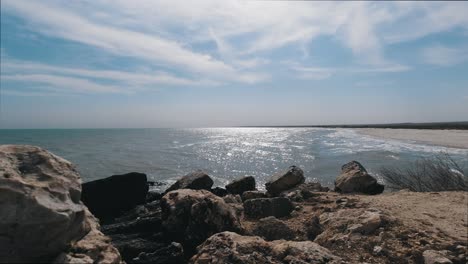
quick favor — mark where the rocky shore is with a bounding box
[1,145,466,264]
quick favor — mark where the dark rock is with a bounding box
[165,170,213,193]
[191,232,342,264]
[146,191,162,203]
[242,190,267,201]
[102,214,162,235]
[265,166,305,196]
[133,242,184,264]
[225,176,256,195]
[252,216,295,241]
[243,197,294,219]
[210,187,228,197]
[110,234,166,262]
[82,172,149,221]
[334,161,384,195]
[306,215,323,240]
[161,189,243,254]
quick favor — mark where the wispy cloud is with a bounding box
[421,45,468,67]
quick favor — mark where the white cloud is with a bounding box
[421,45,468,67]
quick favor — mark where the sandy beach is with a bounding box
[355,128,468,149]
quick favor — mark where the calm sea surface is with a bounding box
[1,128,467,191]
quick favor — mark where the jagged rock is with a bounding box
[110,234,167,262]
[281,182,329,201]
[132,242,184,264]
[241,190,267,201]
[210,187,228,197]
[81,172,149,220]
[190,232,342,264]
[422,250,453,264]
[252,216,295,241]
[223,194,242,204]
[334,161,384,195]
[161,189,242,252]
[243,197,294,219]
[225,176,256,195]
[165,170,213,193]
[265,166,305,196]
[306,215,323,240]
[0,145,90,263]
[53,209,122,264]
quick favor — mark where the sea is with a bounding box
[1,128,467,191]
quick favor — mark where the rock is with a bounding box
[53,209,122,264]
[165,170,213,193]
[241,190,267,201]
[81,172,149,220]
[422,250,453,264]
[334,161,384,194]
[225,176,256,195]
[265,166,305,196]
[161,189,243,253]
[223,194,242,204]
[252,216,295,241]
[210,187,228,197]
[281,182,329,202]
[132,242,184,264]
[110,234,167,262]
[190,232,342,264]
[243,197,294,219]
[306,215,323,240]
[146,191,162,203]
[0,145,90,263]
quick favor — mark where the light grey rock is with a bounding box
[334,161,384,195]
[423,250,453,264]
[265,166,305,196]
[0,145,90,263]
[165,170,213,193]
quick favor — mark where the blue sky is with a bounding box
[1,1,468,128]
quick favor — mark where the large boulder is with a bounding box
[334,161,384,194]
[190,232,342,264]
[81,172,149,220]
[165,170,213,193]
[243,197,294,219]
[225,176,256,195]
[265,166,305,196]
[0,145,90,263]
[53,209,122,264]
[161,189,243,252]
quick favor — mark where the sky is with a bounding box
[1,0,468,128]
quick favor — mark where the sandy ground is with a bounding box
[355,128,468,149]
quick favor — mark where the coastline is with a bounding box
[354,128,468,149]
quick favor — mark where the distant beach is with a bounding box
[355,128,468,149]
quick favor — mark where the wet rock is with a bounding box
[225,176,256,195]
[265,166,305,196]
[53,209,122,264]
[165,170,213,193]
[252,216,295,241]
[210,187,228,197]
[0,145,90,263]
[241,190,267,201]
[334,161,384,195]
[132,242,184,264]
[82,172,149,220]
[161,189,242,253]
[422,250,453,264]
[243,197,294,219]
[191,232,342,264]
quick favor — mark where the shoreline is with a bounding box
[354,128,468,149]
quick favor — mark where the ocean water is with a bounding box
[0,128,467,191]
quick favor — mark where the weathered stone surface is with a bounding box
[243,197,294,219]
[334,161,384,195]
[241,190,267,201]
[422,250,453,264]
[306,215,323,240]
[81,172,149,220]
[280,182,328,202]
[0,145,90,263]
[190,232,342,264]
[110,234,166,262]
[53,209,122,264]
[223,194,242,204]
[265,166,305,196]
[161,189,243,252]
[225,176,256,195]
[252,216,295,241]
[165,170,213,193]
[132,242,184,264]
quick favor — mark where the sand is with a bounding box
[354,128,468,149]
